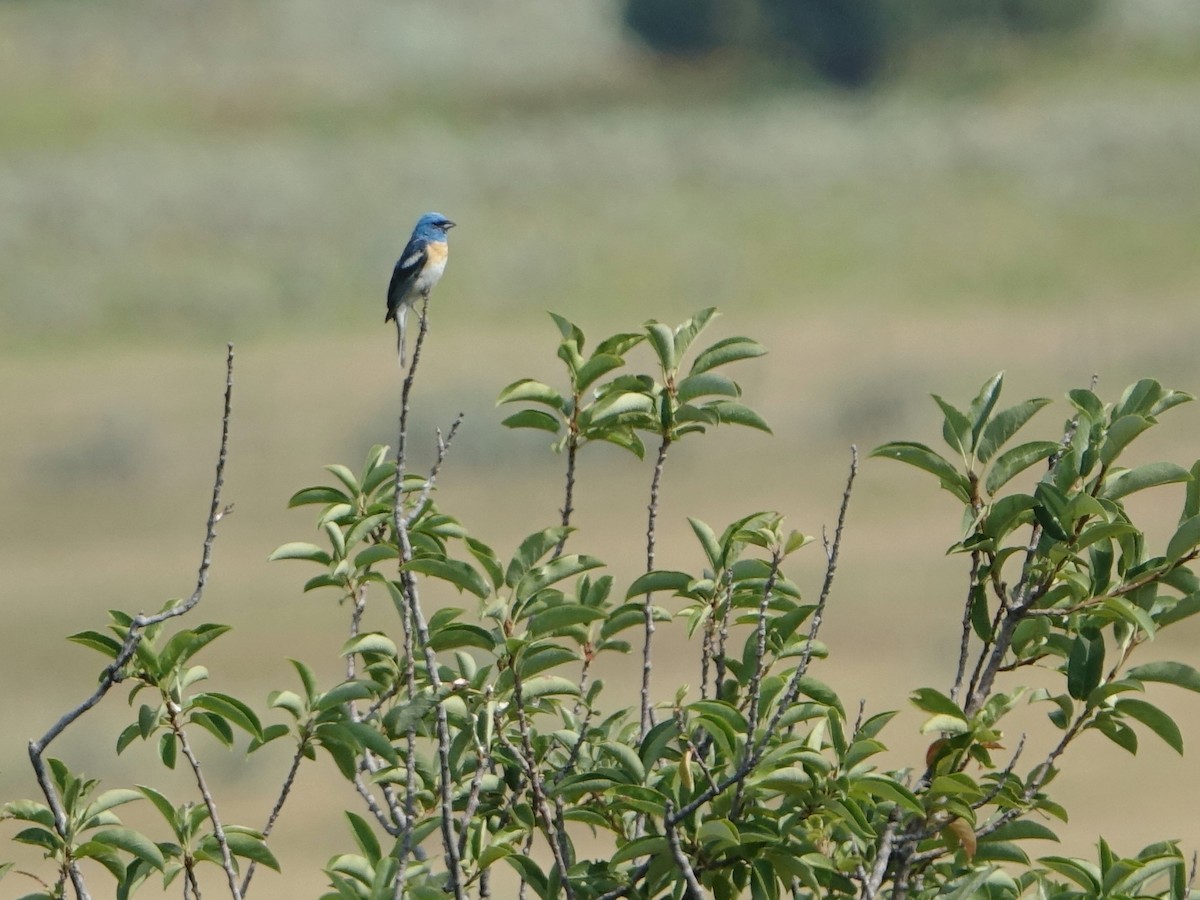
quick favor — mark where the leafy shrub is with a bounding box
[4,312,1199,899]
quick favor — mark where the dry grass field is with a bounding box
[3,1,1200,894]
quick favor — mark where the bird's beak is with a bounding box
[444,220,457,230]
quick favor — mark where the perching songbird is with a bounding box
[385,212,455,366]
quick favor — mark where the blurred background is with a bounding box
[3,0,1200,894]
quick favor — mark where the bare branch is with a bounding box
[553,405,581,559]
[664,802,706,899]
[405,413,466,528]
[950,553,981,704]
[241,731,311,894]
[861,810,902,900]
[734,547,783,816]
[496,703,577,900]
[640,435,672,739]
[389,300,465,897]
[170,703,242,899]
[26,344,236,900]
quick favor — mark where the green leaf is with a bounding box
[1180,459,1200,523]
[315,680,376,711]
[345,811,382,863]
[626,570,693,598]
[518,676,579,699]
[676,372,740,404]
[672,307,718,358]
[854,776,924,816]
[645,322,677,372]
[1033,481,1073,542]
[341,633,398,659]
[932,394,972,456]
[1074,521,1138,551]
[600,603,646,638]
[159,732,177,768]
[289,658,319,702]
[1100,415,1153,466]
[982,820,1060,843]
[871,442,970,503]
[705,401,772,433]
[910,687,967,719]
[159,624,231,673]
[596,331,645,357]
[1116,698,1183,753]
[67,630,124,659]
[268,542,332,564]
[919,714,971,735]
[985,441,1060,495]
[1114,378,1163,419]
[1101,462,1192,500]
[465,536,504,589]
[968,373,1005,445]
[324,464,360,495]
[1039,856,1101,891]
[526,604,605,636]
[689,336,768,376]
[2,800,54,828]
[1157,591,1200,627]
[589,391,655,424]
[1166,514,1200,564]
[1127,660,1200,693]
[688,517,722,569]
[190,711,234,746]
[404,558,491,599]
[982,493,1037,540]
[600,741,646,784]
[1066,629,1105,701]
[610,835,668,866]
[191,692,263,739]
[977,398,1052,464]
[91,828,165,870]
[516,645,579,677]
[515,554,604,600]
[427,623,496,653]
[288,486,352,507]
[496,379,564,410]
[575,354,625,393]
[500,409,561,433]
[793,676,844,716]
[217,829,281,871]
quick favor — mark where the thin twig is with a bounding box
[496,712,576,900]
[669,447,857,826]
[390,301,465,898]
[26,344,236,900]
[964,523,1043,717]
[664,802,706,898]
[240,731,311,894]
[170,704,242,899]
[596,860,652,900]
[554,405,581,559]
[404,414,466,528]
[734,547,782,816]
[949,554,981,704]
[861,810,902,900]
[640,435,672,739]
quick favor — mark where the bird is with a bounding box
[385,212,456,366]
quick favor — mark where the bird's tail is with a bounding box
[395,306,408,368]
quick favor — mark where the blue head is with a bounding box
[413,212,455,241]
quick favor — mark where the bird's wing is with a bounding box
[385,238,430,322]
